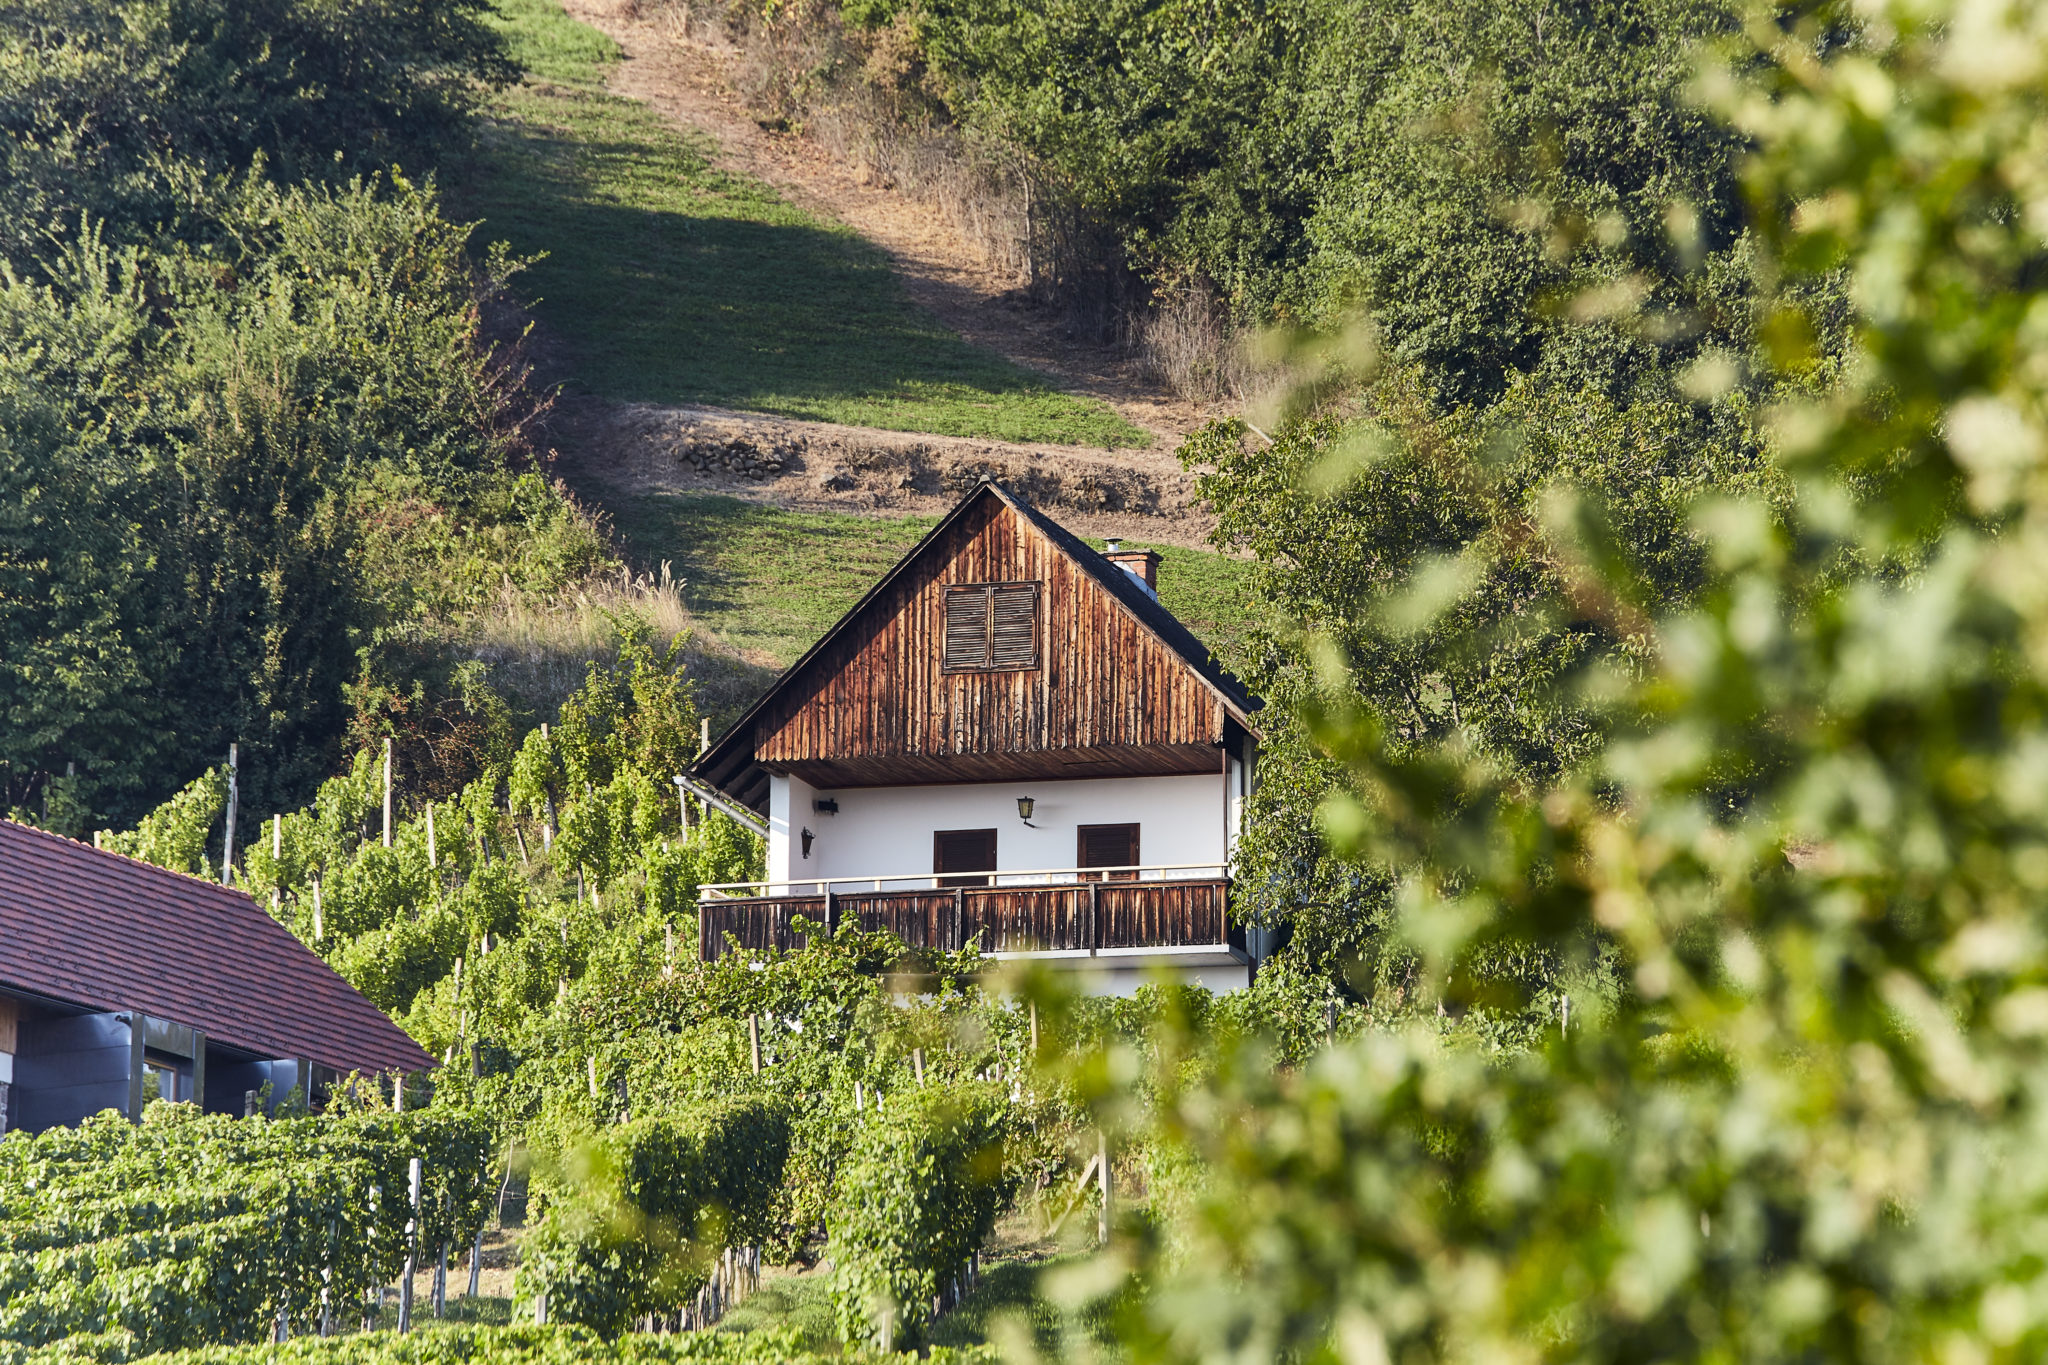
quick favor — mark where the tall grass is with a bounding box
[451,562,772,725]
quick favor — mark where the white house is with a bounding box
[686,481,1264,994]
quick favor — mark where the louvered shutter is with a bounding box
[989,583,1039,668]
[943,586,991,671]
[943,583,1040,671]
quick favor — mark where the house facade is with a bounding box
[688,481,1265,994]
[0,818,432,1134]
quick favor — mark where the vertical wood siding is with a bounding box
[754,500,1225,766]
[698,880,1230,962]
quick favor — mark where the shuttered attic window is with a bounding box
[943,582,1041,672]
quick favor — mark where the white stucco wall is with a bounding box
[764,771,1233,889]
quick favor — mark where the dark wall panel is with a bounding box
[206,1054,309,1117]
[16,1011,133,1132]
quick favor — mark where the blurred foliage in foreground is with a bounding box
[1056,1,2048,1360]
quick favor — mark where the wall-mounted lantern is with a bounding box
[801,827,815,858]
[1017,796,1036,826]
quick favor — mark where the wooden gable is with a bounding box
[748,492,1240,788]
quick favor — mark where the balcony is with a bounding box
[697,863,1245,972]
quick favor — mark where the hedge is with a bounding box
[516,1097,790,1335]
[0,1107,496,1353]
[827,1083,1012,1351]
[0,1324,995,1365]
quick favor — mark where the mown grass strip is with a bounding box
[457,0,1148,448]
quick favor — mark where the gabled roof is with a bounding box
[692,481,1260,811]
[0,819,433,1075]
[1004,488,1259,717]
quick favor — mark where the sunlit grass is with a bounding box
[454,0,1149,448]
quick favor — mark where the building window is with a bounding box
[942,582,1040,673]
[934,828,998,888]
[1078,824,1140,881]
[142,1056,190,1104]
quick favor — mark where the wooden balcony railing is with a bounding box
[696,868,1238,963]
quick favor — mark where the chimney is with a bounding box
[1104,542,1161,598]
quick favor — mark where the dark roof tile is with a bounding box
[0,819,432,1075]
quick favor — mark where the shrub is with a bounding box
[0,1109,495,1354]
[0,1322,996,1364]
[516,1098,791,1336]
[827,1083,1012,1351]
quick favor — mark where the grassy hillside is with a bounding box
[455,0,1147,448]
[602,493,1255,671]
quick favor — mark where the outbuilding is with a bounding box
[0,817,432,1134]
[687,480,1270,993]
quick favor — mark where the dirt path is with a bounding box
[530,0,1228,545]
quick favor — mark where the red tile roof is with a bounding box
[0,819,432,1075]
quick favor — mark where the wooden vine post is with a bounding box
[749,1015,761,1074]
[492,1140,517,1229]
[362,1183,380,1333]
[398,1156,422,1332]
[382,738,394,848]
[1097,1131,1111,1247]
[222,743,239,886]
[320,1218,337,1337]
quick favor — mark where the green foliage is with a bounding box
[828,1084,1013,1351]
[0,0,617,829]
[203,629,727,1030]
[0,1108,494,1355]
[1081,2,2048,1359]
[0,168,611,825]
[1192,368,1769,1000]
[745,0,1761,392]
[95,769,225,877]
[454,0,1146,447]
[515,1098,792,1335]
[0,1322,996,1364]
[0,0,515,259]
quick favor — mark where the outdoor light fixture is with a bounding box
[1017,796,1036,823]
[801,827,815,858]
[813,797,839,814]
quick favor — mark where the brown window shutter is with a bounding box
[935,828,998,887]
[988,583,1039,668]
[1078,824,1140,880]
[943,586,992,671]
